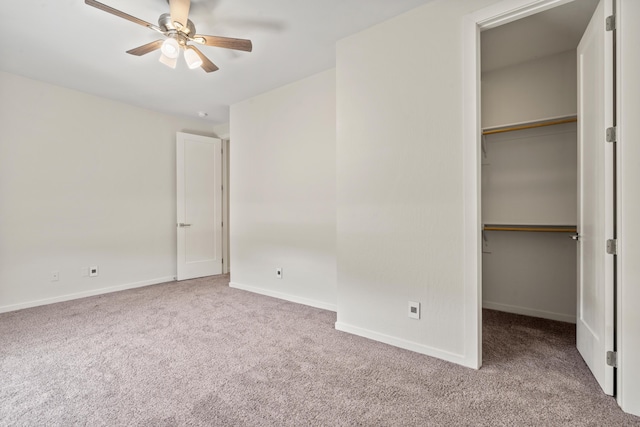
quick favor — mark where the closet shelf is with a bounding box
[483,224,577,233]
[482,115,577,136]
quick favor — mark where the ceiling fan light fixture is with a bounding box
[184,48,203,69]
[159,52,178,69]
[161,38,180,59]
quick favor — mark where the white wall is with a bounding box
[0,71,213,312]
[618,0,640,416]
[481,51,578,322]
[336,0,499,367]
[212,123,230,139]
[481,50,578,127]
[229,69,337,311]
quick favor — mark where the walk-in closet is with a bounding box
[480,0,600,346]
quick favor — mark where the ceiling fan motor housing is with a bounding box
[158,12,196,43]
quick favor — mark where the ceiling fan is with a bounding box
[85,0,253,73]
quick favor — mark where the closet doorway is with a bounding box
[476,0,615,397]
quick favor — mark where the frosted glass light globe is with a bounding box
[161,38,180,59]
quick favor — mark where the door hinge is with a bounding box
[606,126,617,143]
[607,351,618,368]
[606,15,616,31]
[606,239,618,255]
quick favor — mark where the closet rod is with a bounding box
[482,117,577,136]
[483,225,577,233]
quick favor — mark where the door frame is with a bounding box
[616,0,640,414]
[462,0,621,400]
[221,138,230,274]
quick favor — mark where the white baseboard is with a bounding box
[334,321,474,369]
[483,301,576,324]
[229,282,337,312]
[0,276,175,314]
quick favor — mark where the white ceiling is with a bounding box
[481,0,599,73]
[0,0,436,125]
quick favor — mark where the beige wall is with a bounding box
[229,69,337,310]
[212,123,230,139]
[336,0,499,366]
[482,50,578,127]
[0,71,213,312]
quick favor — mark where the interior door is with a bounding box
[176,132,223,280]
[576,0,615,396]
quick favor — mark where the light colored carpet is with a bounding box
[0,274,638,426]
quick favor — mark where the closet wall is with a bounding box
[481,49,578,323]
[482,50,577,127]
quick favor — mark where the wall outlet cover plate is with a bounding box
[408,301,420,319]
[89,266,99,277]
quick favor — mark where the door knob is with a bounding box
[570,234,580,241]
[178,223,192,227]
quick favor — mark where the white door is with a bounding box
[176,132,223,280]
[576,0,615,396]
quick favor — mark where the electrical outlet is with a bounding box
[51,271,59,282]
[408,301,420,319]
[276,268,282,279]
[89,266,99,277]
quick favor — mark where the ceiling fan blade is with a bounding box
[190,47,219,73]
[170,0,191,29]
[85,0,159,31]
[192,35,253,52]
[126,40,164,56]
